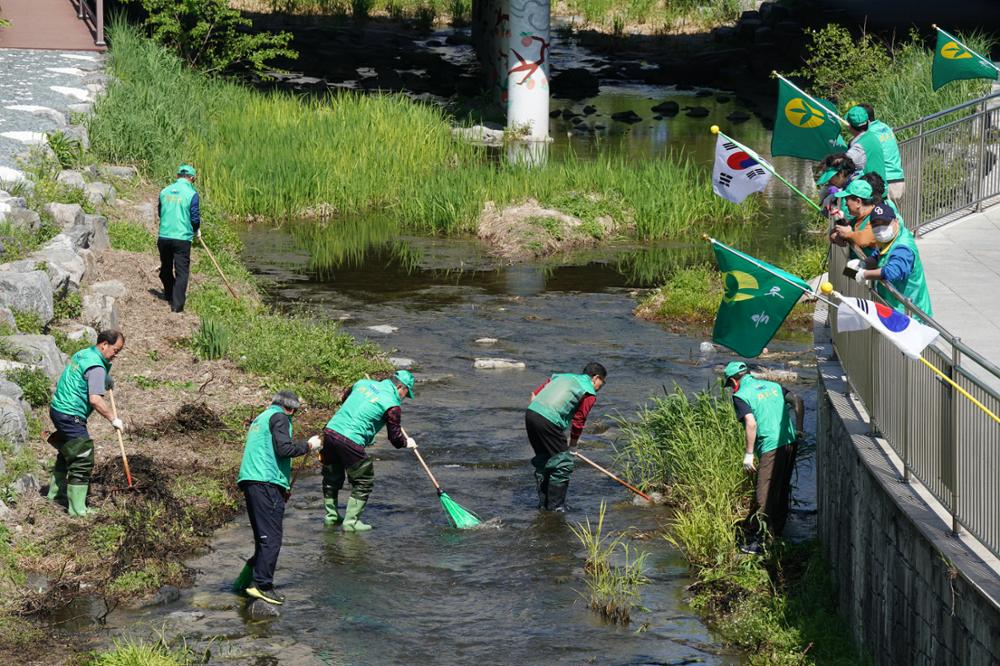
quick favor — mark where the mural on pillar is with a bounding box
[506,0,549,108]
[493,6,510,103]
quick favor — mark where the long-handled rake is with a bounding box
[107,389,133,488]
[410,447,481,529]
[571,450,652,503]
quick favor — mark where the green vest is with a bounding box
[237,405,294,489]
[875,226,934,317]
[856,130,887,185]
[326,379,401,447]
[527,373,596,430]
[51,346,110,419]
[158,178,197,241]
[870,120,904,182]
[733,377,796,457]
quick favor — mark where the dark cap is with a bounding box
[870,204,896,224]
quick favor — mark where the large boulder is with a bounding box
[43,203,84,228]
[55,322,97,346]
[0,307,15,332]
[56,170,86,191]
[89,280,127,299]
[81,291,118,330]
[98,165,137,180]
[0,379,30,413]
[0,395,28,449]
[6,208,41,233]
[64,220,95,251]
[0,271,54,324]
[83,214,109,250]
[35,235,87,293]
[84,182,115,206]
[5,334,68,381]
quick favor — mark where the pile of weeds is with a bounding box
[133,402,230,440]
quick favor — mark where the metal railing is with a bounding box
[70,0,104,46]
[827,246,1000,557]
[895,91,1000,235]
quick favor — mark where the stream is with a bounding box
[97,33,820,665]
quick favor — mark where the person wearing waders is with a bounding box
[320,370,418,531]
[157,164,201,313]
[525,362,607,512]
[723,362,804,555]
[235,391,322,606]
[45,330,125,517]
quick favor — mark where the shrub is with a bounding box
[192,316,230,360]
[7,368,52,408]
[53,290,82,322]
[47,131,83,169]
[122,0,297,74]
[11,309,43,335]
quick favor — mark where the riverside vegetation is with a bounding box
[615,389,864,664]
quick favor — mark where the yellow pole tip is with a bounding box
[820,282,834,294]
[710,125,720,134]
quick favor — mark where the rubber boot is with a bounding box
[47,470,67,504]
[66,483,95,517]
[341,497,372,532]
[324,498,343,526]
[535,474,548,510]
[547,482,569,513]
[232,562,253,594]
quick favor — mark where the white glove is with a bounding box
[742,452,756,473]
[111,418,124,431]
[307,435,322,452]
[196,228,202,239]
[406,437,418,449]
[846,258,861,272]
[854,267,868,285]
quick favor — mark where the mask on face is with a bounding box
[873,224,895,243]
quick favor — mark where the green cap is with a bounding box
[846,105,869,129]
[177,164,196,177]
[723,361,748,379]
[834,179,873,200]
[394,370,415,399]
[816,167,838,186]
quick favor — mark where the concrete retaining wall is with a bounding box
[815,309,1000,664]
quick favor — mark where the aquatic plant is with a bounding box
[86,633,203,666]
[569,501,649,625]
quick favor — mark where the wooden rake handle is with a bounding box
[108,389,133,488]
[571,450,652,502]
[402,427,441,492]
[198,235,239,300]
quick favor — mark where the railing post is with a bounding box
[903,360,910,483]
[951,338,961,536]
[914,128,925,236]
[77,0,84,19]
[96,0,105,47]
[974,99,987,212]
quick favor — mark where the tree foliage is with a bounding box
[122,0,297,74]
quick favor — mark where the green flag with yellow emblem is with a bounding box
[932,28,999,91]
[770,77,843,161]
[711,239,811,358]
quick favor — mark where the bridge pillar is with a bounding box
[505,0,549,141]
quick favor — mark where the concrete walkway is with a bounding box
[919,203,1000,387]
[0,0,103,51]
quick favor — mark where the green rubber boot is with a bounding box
[47,470,67,503]
[324,498,343,526]
[232,562,253,594]
[66,483,95,517]
[342,497,372,532]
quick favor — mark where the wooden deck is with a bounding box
[0,0,104,51]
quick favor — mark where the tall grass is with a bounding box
[90,21,758,239]
[568,501,649,625]
[615,389,862,664]
[565,0,739,31]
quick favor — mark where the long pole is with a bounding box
[107,389,133,488]
[571,451,653,502]
[402,426,442,492]
[711,126,822,212]
[932,25,1000,74]
[198,236,239,300]
[773,72,848,126]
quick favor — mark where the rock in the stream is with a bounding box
[248,599,281,619]
[474,337,499,345]
[367,324,398,334]
[474,358,526,370]
[389,357,414,369]
[754,368,799,384]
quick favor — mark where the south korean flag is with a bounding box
[712,134,773,204]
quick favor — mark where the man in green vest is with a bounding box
[829,179,881,250]
[859,103,905,201]
[848,204,934,317]
[525,362,607,512]
[157,164,201,313]
[844,105,888,186]
[236,391,322,606]
[723,361,803,555]
[320,370,417,531]
[46,330,126,517]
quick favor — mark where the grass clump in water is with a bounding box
[86,634,203,666]
[569,501,649,625]
[615,388,863,663]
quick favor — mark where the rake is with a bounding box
[410,446,481,529]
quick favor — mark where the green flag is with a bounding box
[711,240,810,358]
[932,29,999,91]
[770,78,843,161]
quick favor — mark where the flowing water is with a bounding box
[98,36,820,664]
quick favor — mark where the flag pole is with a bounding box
[711,126,822,212]
[772,71,849,126]
[933,25,1000,74]
[703,235,838,308]
[825,286,1000,425]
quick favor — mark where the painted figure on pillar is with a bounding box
[506,0,550,140]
